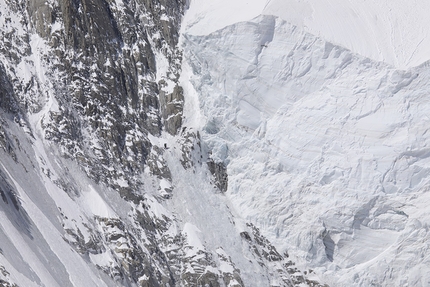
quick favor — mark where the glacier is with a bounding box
[181,1,430,286]
[0,0,429,286]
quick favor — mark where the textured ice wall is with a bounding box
[182,14,430,286]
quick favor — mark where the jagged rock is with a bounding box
[216,248,245,287]
[0,64,19,115]
[181,271,219,287]
[207,159,228,192]
[17,0,185,197]
[0,265,19,287]
[147,145,172,180]
[160,84,184,135]
[246,223,283,262]
[95,216,175,287]
[0,123,17,162]
[0,170,20,210]
[243,223,329,287]
[179,128,204,169]
[27,0,54,38]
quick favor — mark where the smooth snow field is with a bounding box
[183,0,430,69]
[181,0,430,286]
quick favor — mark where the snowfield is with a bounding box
[183,0,430,69]
[181,0,430,286]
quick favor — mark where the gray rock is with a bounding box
[160,84,184,135]
[0,64,19,115]
[207,159,228,192]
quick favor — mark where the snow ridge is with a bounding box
[184,0,430,69]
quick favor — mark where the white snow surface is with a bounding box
[181,2,430,286]
[183,0,430,69]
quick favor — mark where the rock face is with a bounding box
[0,1,328,287]
[34,0,185,195]
[160,84,184,135]
[0,64,19,115]
[207,159,228,192]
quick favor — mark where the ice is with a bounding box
[181,9,430,285]
[0,0,429,286]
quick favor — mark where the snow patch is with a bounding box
[79,185,116,218]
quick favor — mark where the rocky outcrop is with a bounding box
[207,159,228,192]
[96,216,175,287]
[241,223,329,287]
[19,0,186,199]
[179,128,204,169]
[160,84,184,135]
[0,123,17,162]
[0,265,19,287]
[0,170,20,211]
[0,65,19,115]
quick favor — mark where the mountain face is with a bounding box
[183,13,430,285]
[0,0,317,286]
[0,0,429,287]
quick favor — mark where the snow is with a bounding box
[180,3,430,285]
[163,136,274,285]
[179,61,206,130]
[79,185,116,218]
[159,178,172,194]
[182,223,204,253]
[184,0,430,69]
[0,0,429,286]
[0,206,61,287]
[216,248,235,274]
[155,50,176,93]
[89,252,114,268]
[181,0,266,36]
[145,196,171,220]
[0,160,110,287]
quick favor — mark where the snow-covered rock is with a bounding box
[0,0,429,286]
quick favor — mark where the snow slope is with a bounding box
[183,0,430,69]
[181,4,430,286]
